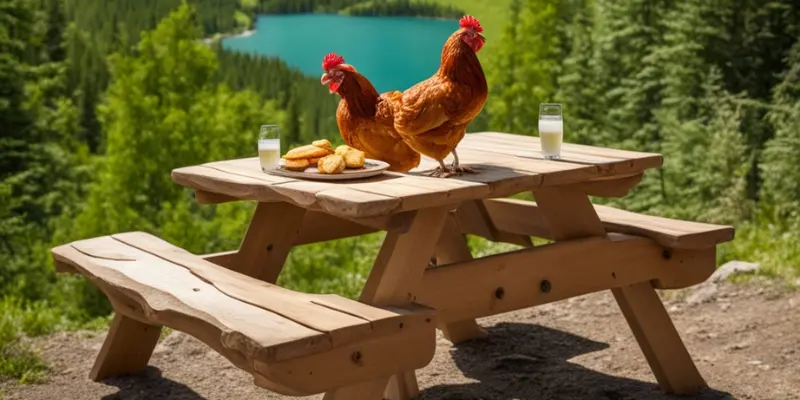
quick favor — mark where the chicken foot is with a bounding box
[450,149,476,174]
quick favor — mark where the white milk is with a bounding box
[258,139,280,171]
[538,119,563,159]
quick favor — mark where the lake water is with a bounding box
[222,14,458,93]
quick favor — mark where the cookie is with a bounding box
[335,145,352,156]
[317,154,346,174]
[282,158,310,171]
[312,139,332,150]
[343,148,366,169]
[283,144,332,160]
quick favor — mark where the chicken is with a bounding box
[392,15,488,178]
[320,53,421,172]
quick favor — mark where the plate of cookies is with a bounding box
[271,139,390,181]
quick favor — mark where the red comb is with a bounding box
[322,53,345,70]
[459,15,483,32]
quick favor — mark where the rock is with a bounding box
[747,360,762,366]
[711,261,760,282]
[686,282,719,305]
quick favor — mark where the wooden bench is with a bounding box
[51,231,437,399]
[463,198,734,250]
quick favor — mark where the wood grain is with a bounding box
[171,132,666,217]
[52,233,435,363]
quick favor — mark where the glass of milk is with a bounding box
[258,124,281,172]
[538,103,563,159]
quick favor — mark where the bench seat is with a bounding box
[52,232,437,396]
[477,198,735,249]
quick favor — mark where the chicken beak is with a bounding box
[320,73,332,85]
[478,32,486,41]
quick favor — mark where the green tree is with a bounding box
[488,0,565,134]
[71,2,284,243]
[759,40,800,222]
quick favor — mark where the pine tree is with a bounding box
[555,0,598,145]
[73,3,284,239]
[487,0,565,135]
[759,40,800,222]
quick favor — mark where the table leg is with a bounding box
[232,201,306,282]
[359,207,450,400]
[434,214,488,343]
[533,185,706,394]
[89,313,162,381]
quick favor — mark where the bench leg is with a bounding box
[433,215,487,344]
[533,184,706,395]
[90,313,162,381]
[360,207,451,400]
[613,282,707,394]
[323,377,390,400]
[235,201,306,282]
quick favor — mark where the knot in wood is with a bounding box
[494,287,505,299]
[351,351,362,365]
[540,280,551,293]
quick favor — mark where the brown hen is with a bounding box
[392,15,488,178]
[320,53,421,172]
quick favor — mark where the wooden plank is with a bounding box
[213,158,487,215]
[417,233,715,322]
[111,232,434,348]
[473,131,664,168]
[53,241,331,363]
[459,133,662,176]
[445,147,600,187]
[172,165,292,204]
[479,198,735,249]
[409,156,544,198]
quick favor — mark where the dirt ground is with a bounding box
[2,278,798,400]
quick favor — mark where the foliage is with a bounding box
[340,0,463,18]
[3,0,800,385]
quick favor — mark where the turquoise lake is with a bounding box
[221,14,458,93]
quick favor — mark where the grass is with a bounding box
[718,220,800,281]
[0,296,110,384]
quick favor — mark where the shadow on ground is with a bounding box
[100,366,205,400]
[421,323,734,400]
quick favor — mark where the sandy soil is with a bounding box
[2,278,798,400]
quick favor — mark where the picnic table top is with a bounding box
[171,131,663,219]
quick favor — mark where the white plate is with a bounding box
[267,158,391,181]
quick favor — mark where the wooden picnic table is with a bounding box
[167,131,734,398]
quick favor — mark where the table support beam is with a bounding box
[533,185,707,395]
[234,202,306,282]
[433,214,488,343]
[359,207,450,400]
[417,234,714,322]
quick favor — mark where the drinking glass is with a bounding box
[538,103,563,159]
[258,124,281,172]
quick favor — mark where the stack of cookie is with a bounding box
[281,139,366,174]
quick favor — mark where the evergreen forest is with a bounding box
[2,0,800,383]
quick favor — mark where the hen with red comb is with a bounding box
[322,52,345,71]
[459,15,483,32]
